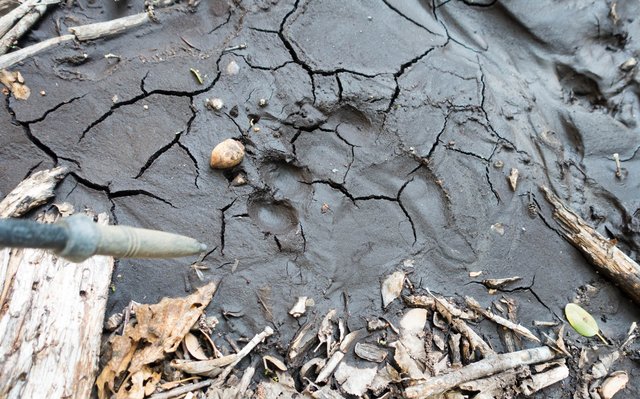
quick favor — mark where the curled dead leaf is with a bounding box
[600,370,628,399]
[184,332,208,360]
[263,355,287,372]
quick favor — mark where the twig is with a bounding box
[0,0,60,39]
[68,12,149,41]
[405,346,556,398]
[433,295,495,357]
[0,34,73,69]
[0,3,49,55]
[541,185,640,305]
[0,11,152,69]
[148,379,213,399]
[519,364,569,395]
[235,359,258,399]
[0,166,67,218]
[214,326,274,385]
[465,296,540,343]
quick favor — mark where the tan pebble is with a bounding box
[210,139,245,169]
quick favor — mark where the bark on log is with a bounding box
[0,171,113,398]
[0,214,114,398]
[540,185,640,305]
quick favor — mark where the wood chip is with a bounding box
[508,168,519,191]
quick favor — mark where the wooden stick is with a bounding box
[405,346,556,398]
[148,379,213,399]
[214,326,274,384]
[465,296,540,343]
[0,0,60,39]
[0,3,47,55]
[519,364,569,395]
[540,186,640,305]
[0,11,152,69]
[433,295,495,357]
[0,34,73,69]
[68,12,150,41]
[0,166,67,218]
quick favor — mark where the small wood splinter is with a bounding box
[613,153,622,178]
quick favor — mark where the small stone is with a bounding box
[206,98,224,111]
[258,98,268,107]
[253,126,261,132]
[231,173,247,186]
[226,60,240,75]
[143,104,149,110]
[39,90,46,96]
[620,57,637,72]
[210,138,245,169]
[112,94,119,103]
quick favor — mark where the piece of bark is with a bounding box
[541,186,640,305]
[519,364,569,395]
[0,212,114,399]
[0,166,67,218]
[405,346,556,398]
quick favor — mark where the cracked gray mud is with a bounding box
[2,1,640,396]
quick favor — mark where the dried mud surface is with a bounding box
[2,1,640,396]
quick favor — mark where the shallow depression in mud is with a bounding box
[247,193,299,235]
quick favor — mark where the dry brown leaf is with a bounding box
[117,366,160,399]
[600,370,628,399]
[96,281,219,399]
[184,332,208,360]
[334,362,377,396]
[0,69,30,100]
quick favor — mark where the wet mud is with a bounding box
[2,1,640,396]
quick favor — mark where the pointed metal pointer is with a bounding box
[0,214,207,263]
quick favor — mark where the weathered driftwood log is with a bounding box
[404,346,557,398]
[0,171,114,398]
[540,186,640,305]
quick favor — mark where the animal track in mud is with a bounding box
[247,192,299,235]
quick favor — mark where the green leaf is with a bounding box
[565,303,599,337]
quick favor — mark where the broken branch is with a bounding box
[0,3,45,54]
[0,11,152,69]
[405,346,557,398]
[541,186,640,305]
